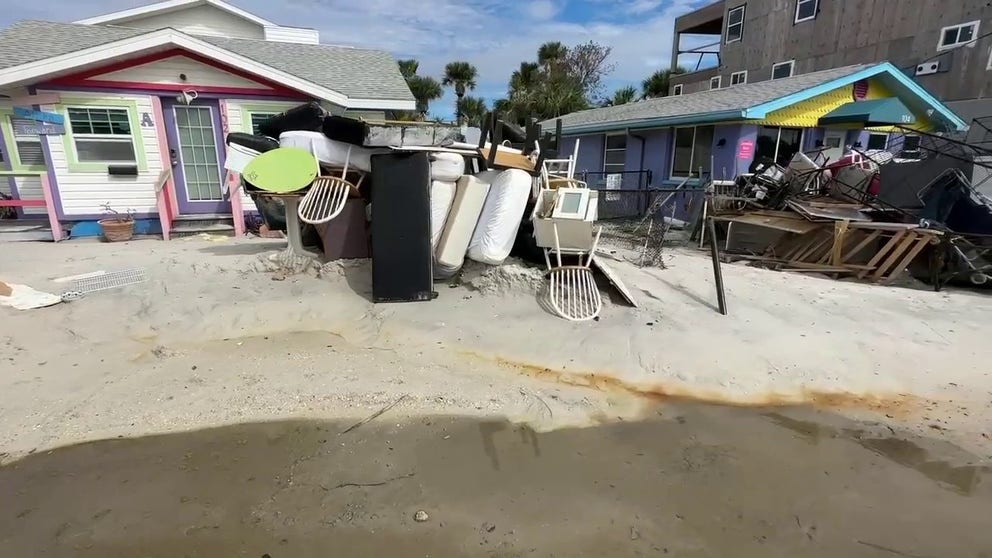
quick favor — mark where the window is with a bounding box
[710,76,722,89]
[672,84,683,96]
[771,60,795,80]
[755,126,803,167]
[7,118,45,168]
[66,107,136,163]
[249,112,279,136]
[726,4,745,44]
[671,126,715,178]
[866,132,889,151]
[900,135,922,159]
[795,0,818,23]
[988,47,992,70]
[938,21,980,51]
[730,71,747,86]
[603,134,627,176]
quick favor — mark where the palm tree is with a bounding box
[641,67,687,99]
[442,61,478,124]
[537,41,567,67]
[407,75,443,116]
[611,85,638,106]
[397,59,419,80]
[457,96,488,127]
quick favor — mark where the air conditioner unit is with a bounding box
[915,61,940,76]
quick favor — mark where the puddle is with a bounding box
[1,405,990,557]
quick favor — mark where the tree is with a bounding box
[500,41,615,124]
[457,96,488,127]
[610,85,638,106]
[407,75,444,116]
[397,59,419,80]
[537,41,567,67]
[442,61,479,124]
[397,59,443,118]
[641,67,687,99]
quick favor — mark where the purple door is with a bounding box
[162,98,230,214]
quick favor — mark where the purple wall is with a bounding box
[631,129,670,187]
[707,124,757,180]
[560,134,604,175]
[846,129,870,149]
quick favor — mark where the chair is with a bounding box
[545,224,603,322]
[541,138,586,190]
[297,144,363,225]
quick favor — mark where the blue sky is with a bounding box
[1,0,714,118]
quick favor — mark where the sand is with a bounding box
[1,236,991,458]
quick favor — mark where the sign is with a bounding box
[605,173,622,201]
[141,112,155,128]
[13,107,64,125]
[738,139,754,160]
[13,121,64,135]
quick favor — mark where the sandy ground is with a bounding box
[1,236,990,455]
[2,236,991,555]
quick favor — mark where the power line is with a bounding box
[900,29,992,73]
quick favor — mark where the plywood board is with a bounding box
[592,258,638,308]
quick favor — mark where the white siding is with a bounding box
[113,4,265,39]
[223,99,298,208]
[12,176,45,216]
[39,91,163,216]
[91,56,273,90]
[263,26,319,44]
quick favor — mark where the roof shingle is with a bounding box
[0,20,413,102]
[542,64,877,131]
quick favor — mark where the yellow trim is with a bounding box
[752,77,936,132]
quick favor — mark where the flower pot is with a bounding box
[98,218,135,242]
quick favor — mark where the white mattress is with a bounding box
[467,169,531,265]
[435,173,492,271]
[430,180,457,249]
[430,152,466,182]
[278,131,378,172]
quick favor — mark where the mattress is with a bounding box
[435,173,492,272]
[226,132,279,153]
[279,131,377,172]
[430,152,466,182]
[258,102,325,139]
[467,169,531,265]
[430,180,457,249]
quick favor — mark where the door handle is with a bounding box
[169,148,179,167]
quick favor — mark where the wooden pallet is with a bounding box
[760,221,941,283]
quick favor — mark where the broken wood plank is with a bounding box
[872,233,919,281]
[842,230,883,264]
[879,235,934,284]
[831,220,850,266]
[859,230,907,279]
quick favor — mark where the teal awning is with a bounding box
[818,98,916,126]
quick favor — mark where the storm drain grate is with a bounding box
[70,268,148,294]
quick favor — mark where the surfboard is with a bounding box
[241,147,318,194]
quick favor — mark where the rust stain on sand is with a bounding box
[462,351,921,418]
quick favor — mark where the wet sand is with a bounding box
[2,404,989,557]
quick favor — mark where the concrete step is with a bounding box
[171,215,235,238]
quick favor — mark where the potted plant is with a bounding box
[98,202,136,242]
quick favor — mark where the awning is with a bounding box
[818,98,916,127]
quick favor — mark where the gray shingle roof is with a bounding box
[542,64,877,132]
[0,20,413,102]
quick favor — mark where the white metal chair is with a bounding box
[540,138,585,190]
[298,144,363,225]
[546,224,603,322]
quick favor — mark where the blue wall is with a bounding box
[634,129,671,187]
[560,134,605,175]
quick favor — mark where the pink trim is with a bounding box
[0,199,45,207]
[218,99,246,237]
[47,48,306,98]
[39,173,64,242]
[150,96,177,240]
[50,79,293,97]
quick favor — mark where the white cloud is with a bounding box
[0,0,709,117]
